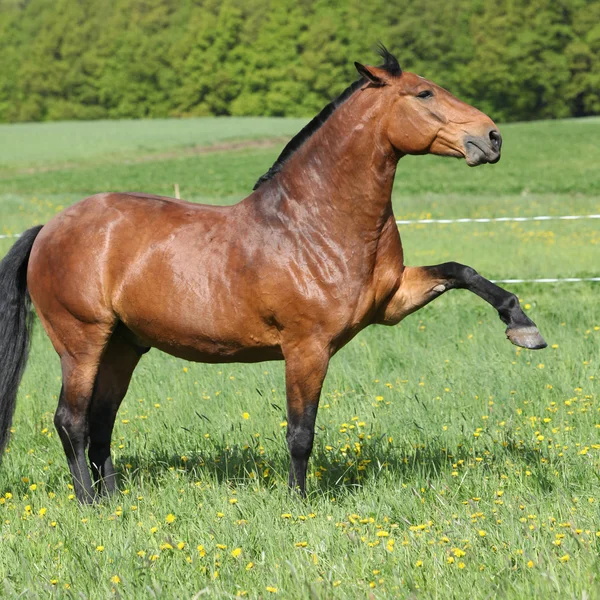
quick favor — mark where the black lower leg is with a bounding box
[89,440,116,495]
[88,402,119,495]
[54,397,96,504]
[287,405,317,497]
[429,262,546,349]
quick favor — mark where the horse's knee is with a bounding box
[287,424,314,460]
[438,262,478,286]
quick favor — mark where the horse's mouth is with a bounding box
[463,137,501,167]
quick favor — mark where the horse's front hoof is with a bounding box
[506,326,547,350]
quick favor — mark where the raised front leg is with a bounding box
[380,262,546,349]
[284,344,330,497]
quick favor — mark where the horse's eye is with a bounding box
[416,90,433,99]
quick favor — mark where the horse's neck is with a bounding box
[257,93,399,236]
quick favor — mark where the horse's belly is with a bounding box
[115,284,282,363]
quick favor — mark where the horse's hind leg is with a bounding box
[380,262,546,349]
[88,330,143,496]
[54,324,113,504]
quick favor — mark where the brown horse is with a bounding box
[0,47,545,503]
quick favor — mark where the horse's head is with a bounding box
[355,51,502,166]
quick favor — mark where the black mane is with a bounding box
[253,45,402,190]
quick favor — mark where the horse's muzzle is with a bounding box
[463,129,502,166]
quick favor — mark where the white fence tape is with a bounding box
[491,278,600,284]
[396,214,600,225]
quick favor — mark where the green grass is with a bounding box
[0,116,599,598]
[0,117,308,171]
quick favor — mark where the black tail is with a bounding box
[0,225,43,459]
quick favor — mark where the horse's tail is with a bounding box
[0,225,43,459]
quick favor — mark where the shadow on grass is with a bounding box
[113,432,556,498]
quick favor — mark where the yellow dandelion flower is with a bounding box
[266,586,278,593]
[527,560,534,568]
[111,575,120,584]
[559,554,570,563]
[165,513,176,524]
[231,547,242,558]
[96,545,104,552]
[246,562,254,570]
[242,412,250,420]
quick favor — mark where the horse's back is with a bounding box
[27,192,284,360]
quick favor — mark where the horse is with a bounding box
[0,47,546,503]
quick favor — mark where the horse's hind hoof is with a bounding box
[506,326,547,350]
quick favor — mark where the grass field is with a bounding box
[0,115,599,599]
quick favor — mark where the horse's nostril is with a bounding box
[489,129,502,151]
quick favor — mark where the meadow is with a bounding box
[0,115,599,599]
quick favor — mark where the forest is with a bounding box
[0,0,598,123]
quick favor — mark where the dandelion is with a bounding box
[559,554,570,563]
[246,562,254,570]
[165,513,176,524]
[415,560,423,567]
[96,545,104,552]
[111,575,121,584]
[242,412,250,420]
[478,530,486,537]
[266,586,278,593]
[231,548,242,558]
[527,560,534,568]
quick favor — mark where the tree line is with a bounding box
[0,0,598,123]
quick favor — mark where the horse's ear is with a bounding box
[354,62,386,87]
